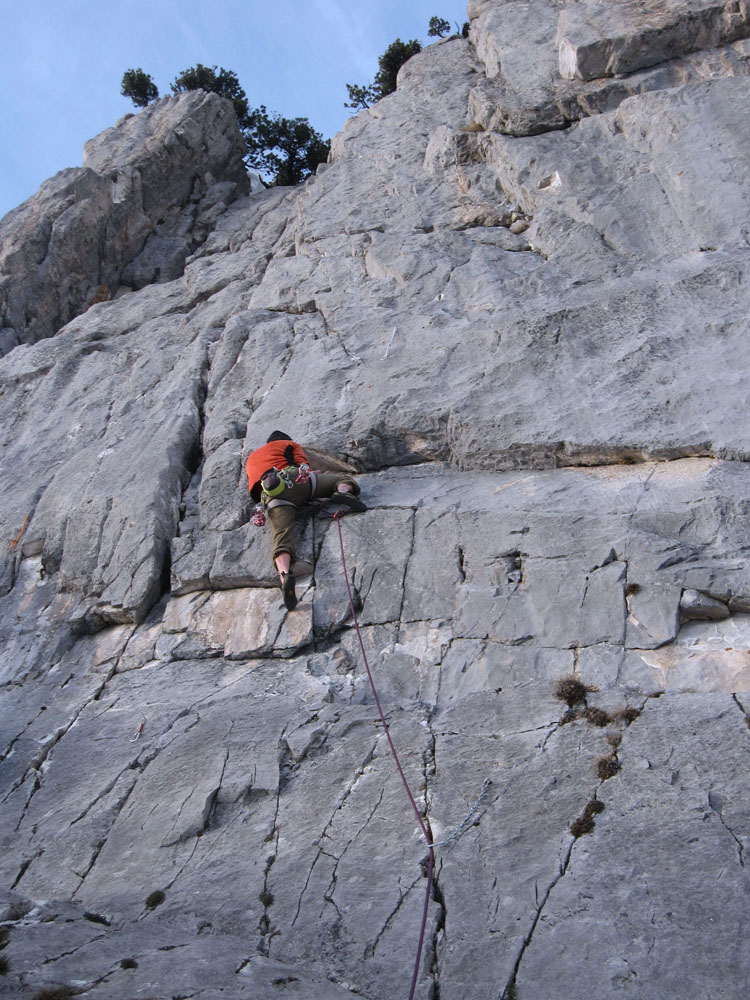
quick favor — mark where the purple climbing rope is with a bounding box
[332,512,435,1000]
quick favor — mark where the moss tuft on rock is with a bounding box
[554,676,588,708]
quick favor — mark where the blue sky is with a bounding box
[0,0,469,219]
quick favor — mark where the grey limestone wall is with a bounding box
[1,3,749,998]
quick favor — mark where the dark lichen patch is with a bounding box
[259,890,274,907]
[570,814,595,837]
[583,706,610,727]
[120,958,138,970]
[554,675,588,708]
[597,756,620,780]
[145,890,166,910]
[570,798,605,837]
[31,988,76,1000]
[0,955,9,975]
[612,706,641,725]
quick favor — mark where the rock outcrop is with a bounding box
[1,3,749,999]
[0,91,250,355]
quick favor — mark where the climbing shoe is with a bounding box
[331,491,367,513]
[280,571,297,611]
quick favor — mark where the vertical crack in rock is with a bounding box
[364,871,423,959]
[396,509,418,642]
[733,693,750,723]
[255,339,295,409]
[166,840,203,893]
[314,299,362,367]
[6,659,119,838]
[501,839,576,1000]
[625,464,658,533]
[69,758,140,826]
[540,716,564,752]
[0,699,53,764]
[424,706,446,999]
[259,749,283,956]
[707,788,745,868]
[10,853,40,890]
[291,737,381,928]
[163,746,230,846]
[429,859,447,1000]
[457,545,466,583]
[71,835,110,898]
[172,332,213,530]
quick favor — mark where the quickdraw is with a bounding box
[130,718,146,742]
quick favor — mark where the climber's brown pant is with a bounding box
[266,469,360,567]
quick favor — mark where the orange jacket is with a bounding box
[246,439,309,501]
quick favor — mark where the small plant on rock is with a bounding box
[554,675,588,708]
[120,958,138,969]
[570,798,605,837]
[570,813,595,837]
[597,756,620,780]
[612,706,641,725]
[120,68,159,107]
[145,890,166,910]
[428,16,451,37]
[583,706,611,727]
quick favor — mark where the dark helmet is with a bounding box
[267,430,292,443]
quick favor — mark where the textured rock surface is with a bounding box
[1,3,750,998]
[0,91,249,354]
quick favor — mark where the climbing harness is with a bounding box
[253,465,315,528]
[260,466,295,500]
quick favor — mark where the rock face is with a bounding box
[0,91,250,355]
[1,3,750,999]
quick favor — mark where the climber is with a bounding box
[246,431,366,611]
